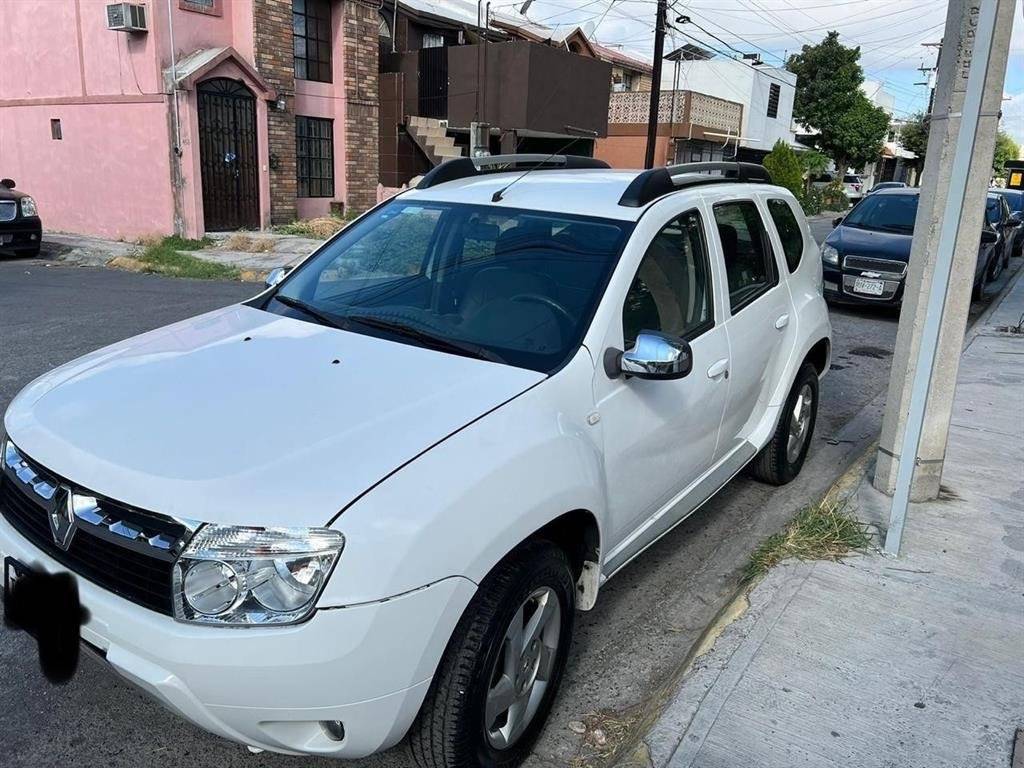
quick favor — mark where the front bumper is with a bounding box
[0,216,42,253]
[823,264,905,306]
[0,512,476,758]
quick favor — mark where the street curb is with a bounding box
[619,259,1024,768]
[601,449,878,768]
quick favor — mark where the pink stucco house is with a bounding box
[0,0,379,240]
[0,0,619,242]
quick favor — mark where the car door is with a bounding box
[710,195,795,458]
[592,208,730,568]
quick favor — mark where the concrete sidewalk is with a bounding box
[639,275,1024,768]
[41,230,324,275]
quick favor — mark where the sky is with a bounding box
[505,0,1024,146]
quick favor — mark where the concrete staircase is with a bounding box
[406,116,464,165]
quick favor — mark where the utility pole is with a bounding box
[644,0,668,169]
[874,0,1016,555]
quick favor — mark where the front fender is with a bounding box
[317,352,607,606]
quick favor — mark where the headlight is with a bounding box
[822,244,840,266]
[173,525,344,626]
[20,196,38,217]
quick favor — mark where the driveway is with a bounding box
[0,251,1014,768]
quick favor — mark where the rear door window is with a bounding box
[713,200,779,313]
[766,198,804,272]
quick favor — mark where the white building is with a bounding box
[666,57,799,162]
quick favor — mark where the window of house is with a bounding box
[766,198,804,272]
[50,119,62,140]
[766,82,781,119]
[623,210,713,347]
[621,72,634,91]
[379,12,391,39]
[296,116,334,198]
[422,32,444,49]
[293,0,332,83]
[180,0,221,15]
[713,200,778,313]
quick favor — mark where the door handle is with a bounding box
[775,314,790,330]
[707,358,729,379]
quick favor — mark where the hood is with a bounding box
[4,305,544,527]
[826,225,912,263]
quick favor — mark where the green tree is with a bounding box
[798,149,830,184]
[763,139,804,198]
[898,112,930,173]
[993,130,1020,178]
[786,32,890,174]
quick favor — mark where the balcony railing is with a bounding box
[608,90,743,136]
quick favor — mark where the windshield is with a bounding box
[264,200,633,373]
[843,175,862,184]
[842,193,918,234]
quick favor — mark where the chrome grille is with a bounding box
[842,255,907,278]
[0,201,15,222]
[0,442,198,615]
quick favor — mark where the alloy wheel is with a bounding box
[786,383,814,464]
[484,586,562,750]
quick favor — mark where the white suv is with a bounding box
[1,157,830,766]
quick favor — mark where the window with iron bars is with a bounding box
[296,116,335,198]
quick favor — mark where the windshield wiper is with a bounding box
[273,294,349,331]
[344,314,506,364]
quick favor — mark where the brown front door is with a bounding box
[197,78,260,231]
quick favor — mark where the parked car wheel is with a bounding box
[988,249,1006,282]
[974,256,991,301]
[749,364,819,486]
[408,540,576,768]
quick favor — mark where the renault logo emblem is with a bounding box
[49,486,77,550]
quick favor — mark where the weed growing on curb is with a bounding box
[744,498,871,583]
[132,237,239,280]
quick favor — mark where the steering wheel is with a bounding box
[510,293,575,337]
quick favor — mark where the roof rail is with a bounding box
[618,161,774,207]
[416,154,610,190]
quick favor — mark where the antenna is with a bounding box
[491,126,600,203]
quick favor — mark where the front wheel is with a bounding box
[408,540,575,768]
[750,363,819,486]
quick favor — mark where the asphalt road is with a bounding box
[0,235,1016,768]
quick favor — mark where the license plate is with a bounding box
[3,556,87,682]
[853,278,885,296]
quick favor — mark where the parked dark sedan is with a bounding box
[822,188,1001,306]
[989,187,1024,257]
[0,178,42,257]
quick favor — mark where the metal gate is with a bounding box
[197,78,259,231]
[418,47,448,119]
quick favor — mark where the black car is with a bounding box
[821,188,1002,306]
[0,178,42,257]
[989,187,1024,258]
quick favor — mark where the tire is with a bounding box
[749,363,819,486]
[408,540,576,768]
[973,257,989,301]
[988,249,1005,282]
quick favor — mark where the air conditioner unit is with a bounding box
[106,3,147,33]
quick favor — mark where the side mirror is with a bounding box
[1008,211,1023,227]
[980,228,998,245]
[604,331,693,381]
[0,178,15,189]
[265,266,289,288]
[832,216,844,228]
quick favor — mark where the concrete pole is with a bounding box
[874,1,1016,535]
